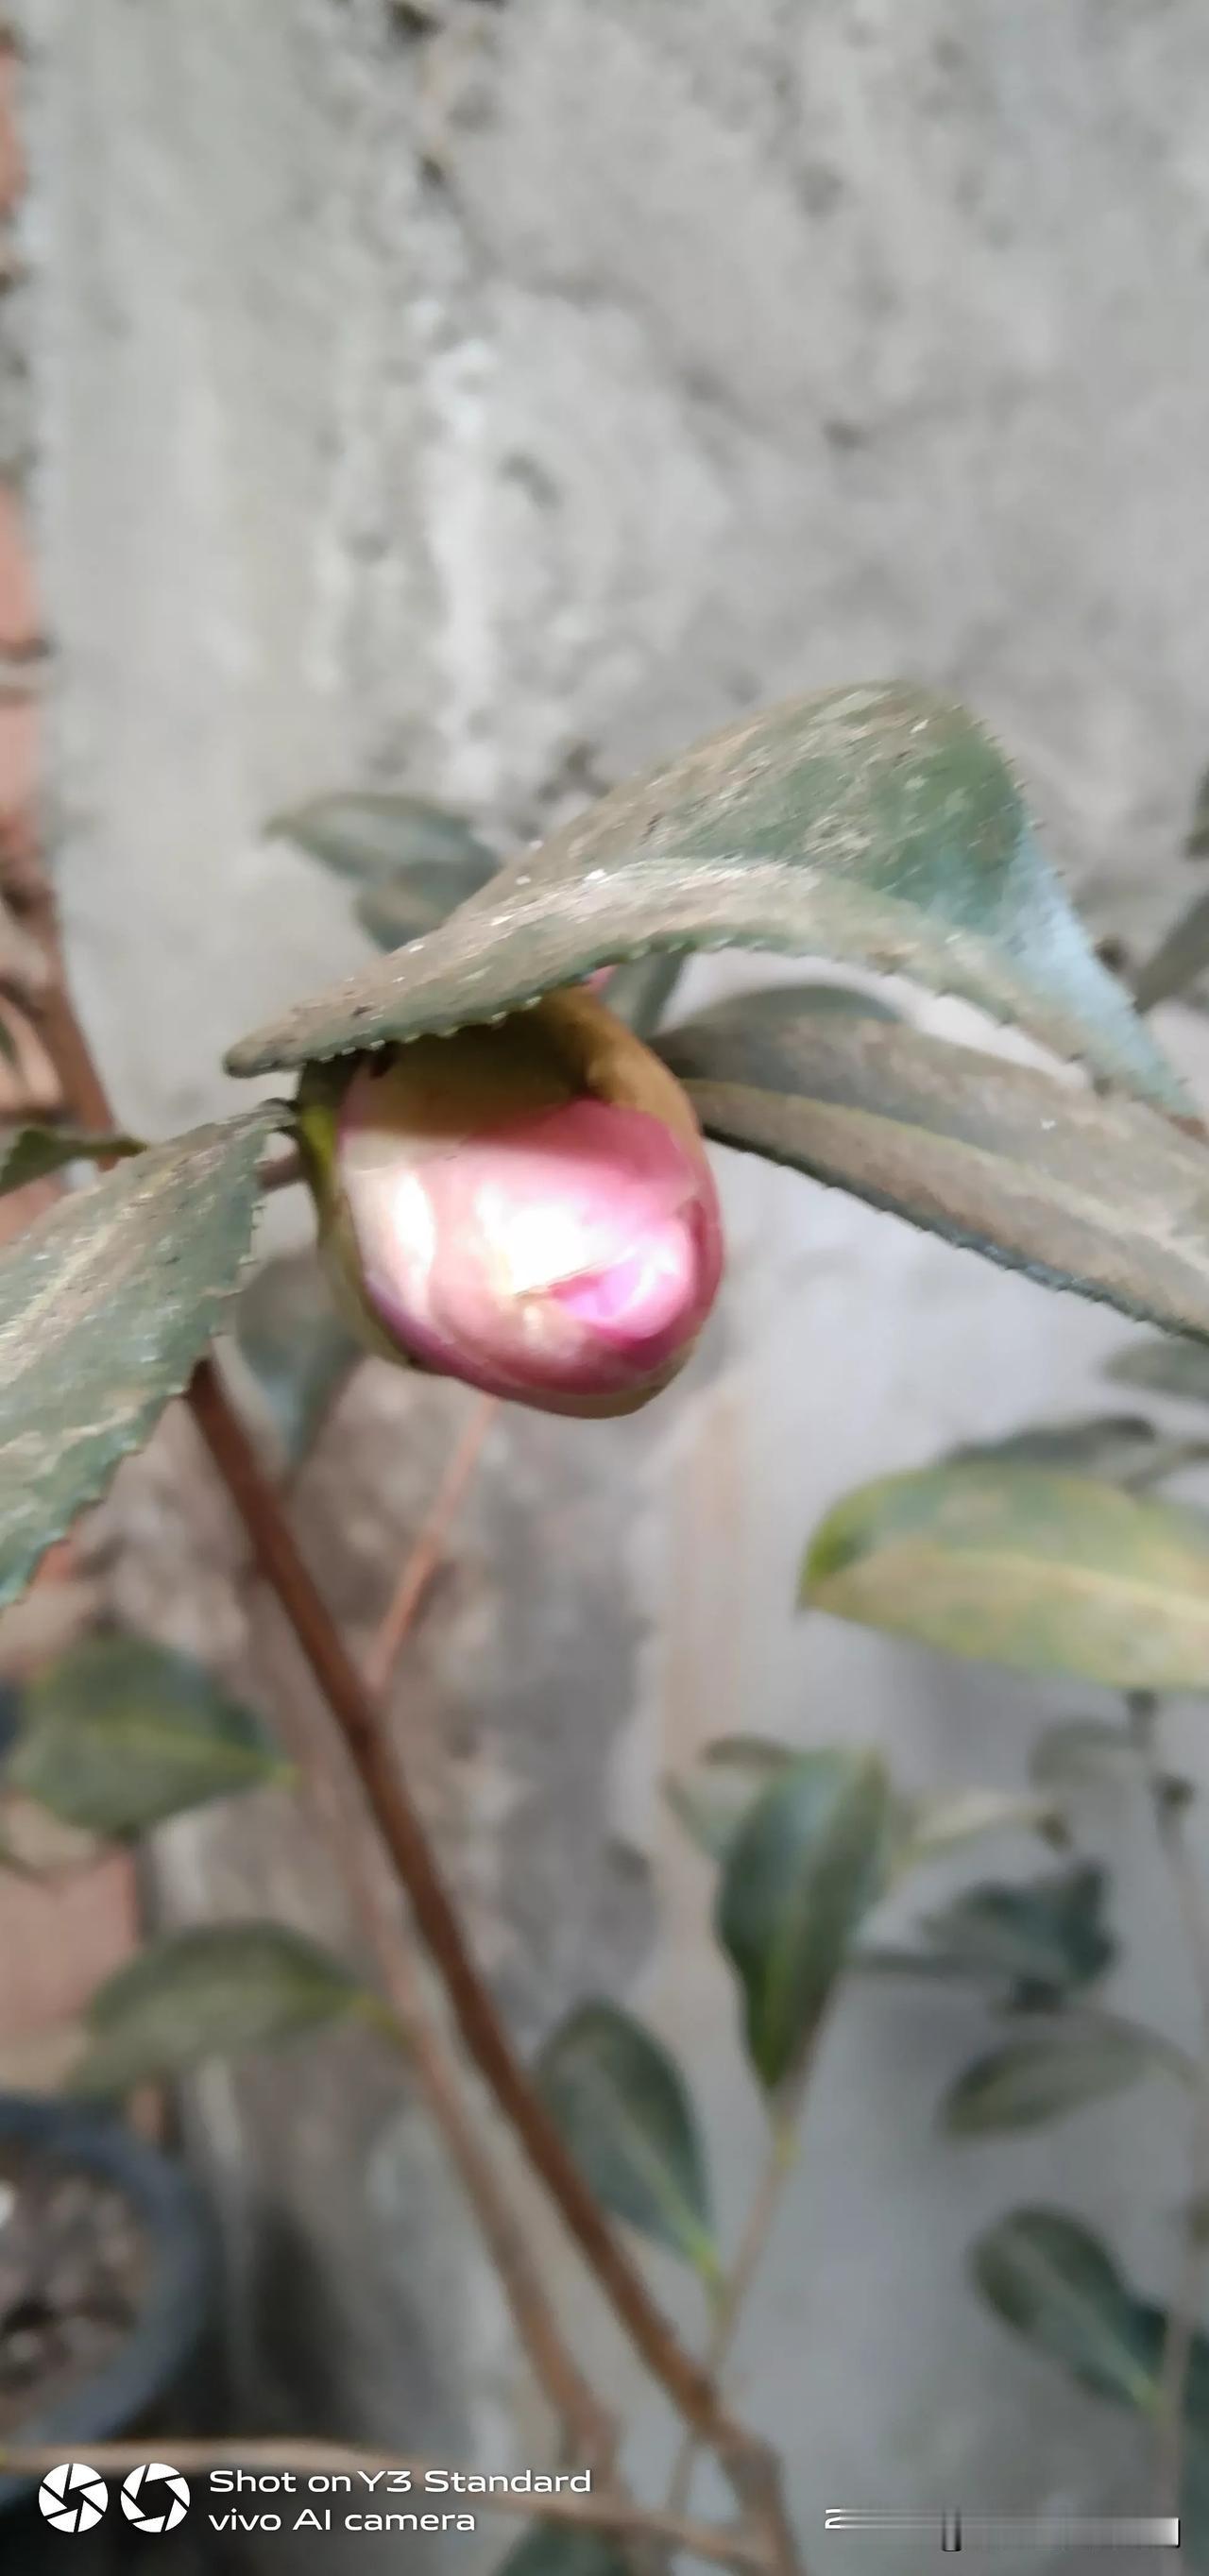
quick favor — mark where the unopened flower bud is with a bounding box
[299,987,724,1418]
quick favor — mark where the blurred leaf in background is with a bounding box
[537,2001,717,2279]
[5,1635,290,1838]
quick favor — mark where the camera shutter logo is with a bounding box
[120,2463,192,2533]
[38,2463,110,2534]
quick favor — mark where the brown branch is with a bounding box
[35,931,798,2575]
[1129,1695,1209,2520]
[0,2441,761,2571]
[23,979,611,2471]
[187,1366,735,2445]
[364,1390,498,1697]
[258,1599,615,2469]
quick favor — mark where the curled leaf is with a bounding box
[226,687,1184,1114]
[659,1008,1209,1345]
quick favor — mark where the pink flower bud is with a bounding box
[302,988,724,1417]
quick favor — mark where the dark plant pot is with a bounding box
[0,2092,213,2514]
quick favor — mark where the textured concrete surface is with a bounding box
[13,3,1209,2567]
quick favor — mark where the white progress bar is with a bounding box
[825,2511,1180,2550]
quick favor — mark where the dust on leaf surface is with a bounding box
[224,685,1184,1115]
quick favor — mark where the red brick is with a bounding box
[0,691,37,822]
[0,486,39,650]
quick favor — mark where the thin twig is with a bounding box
[272,1647,615,2468]
[37,940,799,2575]
[1130,1693,1209,2516]
[0,2442,760,2571]
[365,1390,498,1697]
[669,2122,795,2514]
[187,1364,754,2461]
[25,954,610,2470]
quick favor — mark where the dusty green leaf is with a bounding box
[494,2532,628,2576]
[902,1788,1065,1865]
[659,1009,1209,1345]
[972,2209,1163,2410]
[804,1461,1209,1692]
[661,982,902,1086]
[716,1748,892,2092]
[1133,890,1209,1015]
[916,1866,1114,2000]
[944,2019,1179,2134]
[0,1124,144,1200]
[72,1922,369,2093]
[664,1736,795,1864]
[0,1107,280,1611]
[232,1252,361,1467]
[6,1637,289,1837]
[536,2001,716,2277]
[1106,1336,1209,1407]
[225,687,1184,1112]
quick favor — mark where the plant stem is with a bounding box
[273,1644,615,2467]
[668,2117,796,2513]
[188,1362,765,2472]
[35,952,799,2572]
[364,1390,498,1697]
[1129,1692,1209,2516]
[24,964,611,2471]
[0,2441,762,2572]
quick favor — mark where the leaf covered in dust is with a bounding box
[225,686,1184,1117]
[658,1007,1209,1346]
[0,1108,280,1609]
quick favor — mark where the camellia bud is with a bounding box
[299,985,724,1418]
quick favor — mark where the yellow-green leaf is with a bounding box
[804,1463,1209,1691]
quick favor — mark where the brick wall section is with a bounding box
[0,30,141,2080]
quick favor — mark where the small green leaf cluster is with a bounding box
[796,1330,1209,2555]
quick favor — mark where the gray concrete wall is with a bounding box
[14,3,1209,2569]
